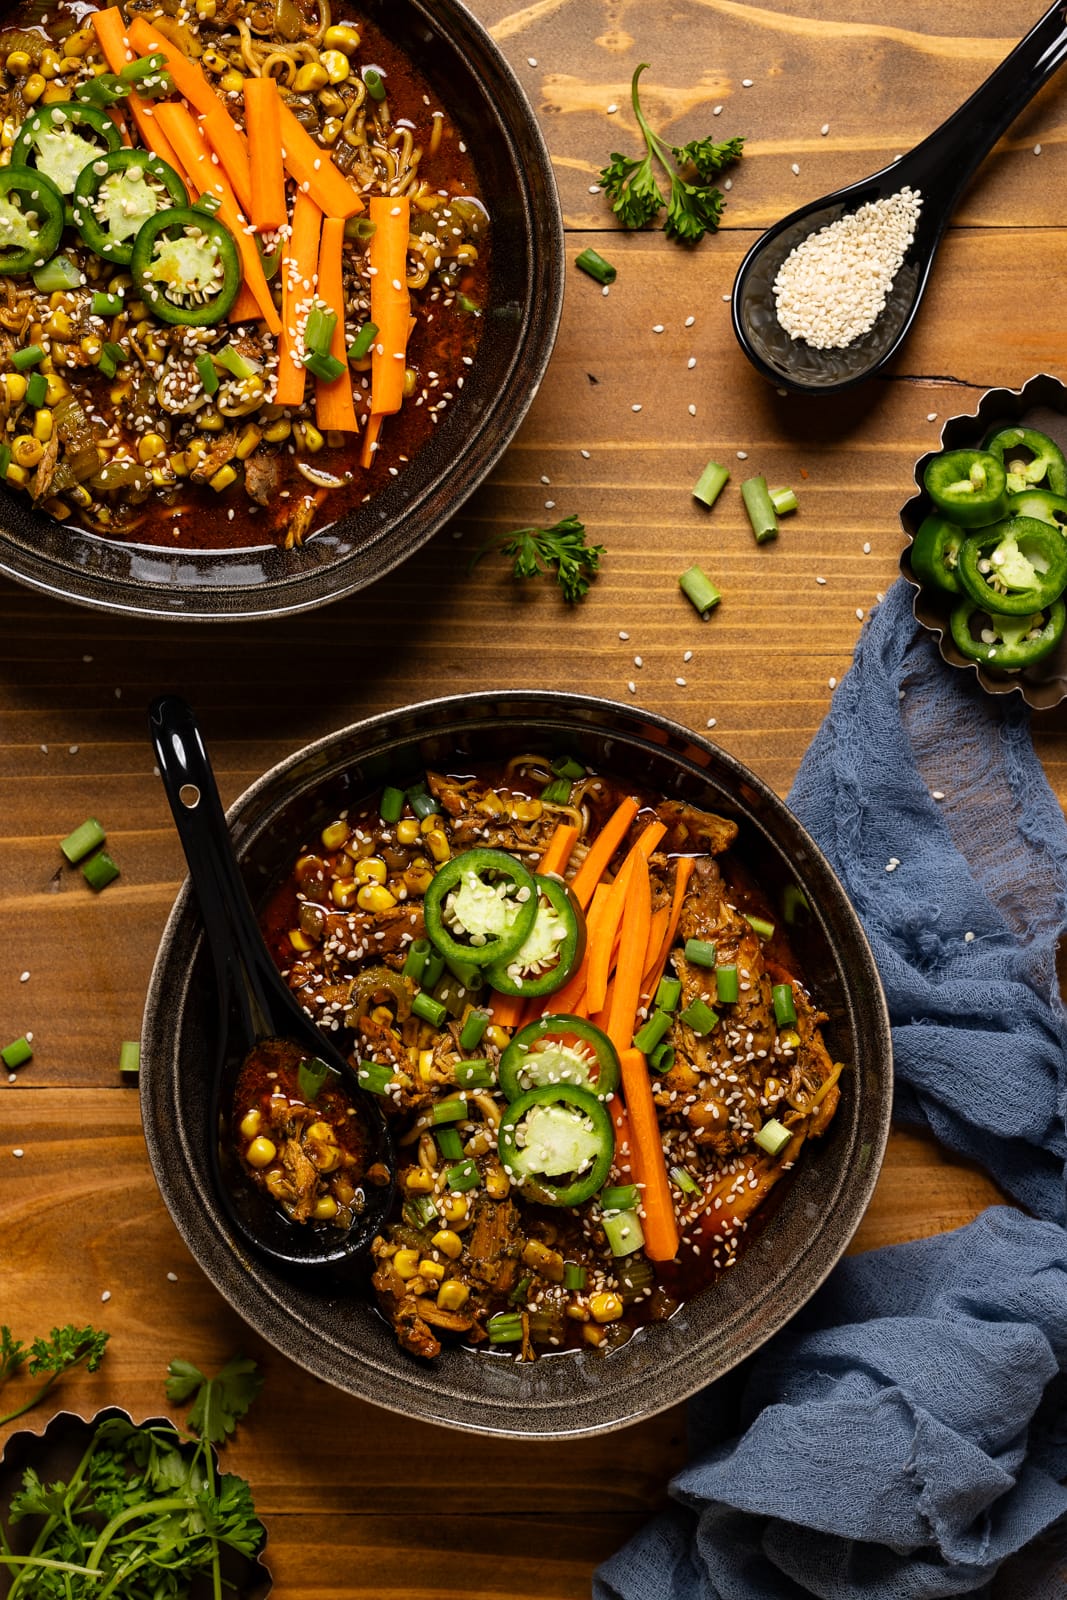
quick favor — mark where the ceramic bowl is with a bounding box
[0,0,563,622]
[141,692,893,1438]
[899,373,1067,708]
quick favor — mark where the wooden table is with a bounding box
[3,0,1062,1592]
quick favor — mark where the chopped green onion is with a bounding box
[83,851,120,891]
[446,1158,480,1192]
[410,792,441,820]
[755,1117,792,1156]
[413,991,448,1028]
[348,321,379,361]
[617,1256,654,1299]
[0,443,11,480]
[679,998,718,1036]
[602,1208,645,1257]
[745,913,775,941]
[192,191,223,215]
[772,982,797,1028]
[303,305,338,356]
[118,1040,140,1078]
[304,349,346,383]
[632,1008,673,1054]
[2,1037,32,1069]
[380,785,405,823]
[649,1041,675,1074]
[432,1098,467,1125]
[344,215,378,242]
[540,777,572,805]
[678,563,722,619]
[91,291,124,318]
[362,65,387,99]
[74,71,130,106]
[562,1261,587,1290]
[444,955,483,991]
[601,1184,639,1212]
[357,1059,395,1095]
[25,371,47,409]
[692,459,729,508]
[551,755,586,780]
[421,949,445,989]
[120,52,171,86]
[654,976,681,1011]
[33,255,82,293]
[11,346,44,372]
[402,937,431,984]
[508,1273,532,1305]
[770,486,798,516]
[435,1126,463,1161]
[487,1311,523,1343]
[684,938,716,967]
[402,1193,438,1230]
[60,817,105,865]
[98,341,126,380]
[715,964,739,1003]
[454,1058,494,1089]
[459,1011,489,1051]
[670,1164,700,1196]
[575,247,616,285]
[741,475,779,544]
[297,1055,331,1102]
[216,343,256,380]
[191,352,218,395]
[456,292,481,314]
[782,885,809,924]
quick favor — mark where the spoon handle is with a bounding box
[148,694,280,1039]
[911,0,1067,201]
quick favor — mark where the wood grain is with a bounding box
[1,0,1061,1593]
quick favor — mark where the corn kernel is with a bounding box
[320,48,350,83]
[1,116,19,149]
[263,418,291,444]
[465,1129,491,1159]
[39,49,63,78]
[44,374,69,404]
[293,62,328,92]
[32,409,52,443]
[357,883,397,913]
[396,818,420,845]
[320,821,349,850]
[199,410,225,432]
[393,1248,421,1280]
[80,335,102,360]
[245,1135,277,1168]
[45,309,72,339]
[484,1161,510,1199]
[58,56,83,74]
[441,1193,470,1223]
[288,927,314,952]
[3,462,28,486]
[149,465,172,488]
[2,373,26,404]
[320,116,342,146]
[420,813,439,835]
[239,1108,261,1140]
[312,1195,338,1220]
[22,73,45,104]
[5,50,32,75]
[436,1280,470,1312]
[417,1048,434,1082]
[567,1303,590,1322]
[294,420,324,452]
[11,435,43,468]
[137,432,167,464]
[512,797,543,822]
[403,1168,435,1193]
[265,1169,290,1200]
[417,1258,445,1282]
[144,335,165,363]
[168,451,190,477]
[486,1025,510,1052]
[589,1291,624,1323]
[209,464,237,491]
[403,864,433,894]
[330,877,359,908]
[323,22,361,52]
[236,422,263,459]
[201,47,228,71]
[64,27,95,55]
[196,0,218,17]
[431,1229,464,1260]
[354,856,387,885]
[582,1322,606,1347]
[219,69,245,92]
[68,483,91,507]
[425,828,450,863]
[127,299,150,321]
[40,85,69,104]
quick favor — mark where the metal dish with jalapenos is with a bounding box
[0,0,488,549]
[258,753,844,1363]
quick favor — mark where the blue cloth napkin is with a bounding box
[595,581,1067,1600]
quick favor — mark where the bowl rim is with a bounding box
[0,0,565,624]
[141,690,893,1437]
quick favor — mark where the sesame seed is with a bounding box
[863,542,871,554]
[167,1271,178,1282]
[885,857,900,872]
[856,607,864,620]
[820,122,830,135]
[607,102,618,113]
[713,104,723,115]
[741,78,754,86]
[816,575,826,585]
[19,972,29,984]
[1034,144,1042,155]
[964,931,975,942]
[706,717,717,728]
[619,630,629,640]
[675,676,687,686]
[528,56,538,66]
[828,675,837,688]
[736,450,748,460]
[687,357,696,369]
[627,680,636,693]
[791,162,800,175]
[632,403,642,412]
[688,403,697,416]
[927,412,938,422]
[101,1290,111,1302]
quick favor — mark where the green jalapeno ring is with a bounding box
[1007,489,1067,532]
[11,101,122,194]
[498,1014,621,1102]
[0,165,65,276]
[128,206,241,327]
[985,426,1067,497]
[73,148,189,267]
[497,1082,615,1207]
[422,846,539,969]
[486,875,586,998]
[908,513,965,595]
[923,449,1009,529]
[957,516,1067,617]
[949,598,1066,668]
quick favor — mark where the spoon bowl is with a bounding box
[148,695,396,1272]
[733,0,1067,394]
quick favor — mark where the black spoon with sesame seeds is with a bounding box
[148,694,396,1272]
[732,0,1067,394]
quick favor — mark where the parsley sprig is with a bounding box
[471,514,604,603]
[0,1324,109,1426]
[599,63,744,243]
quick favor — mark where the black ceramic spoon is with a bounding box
[148,694,395,1270]
[732,0,1067,394]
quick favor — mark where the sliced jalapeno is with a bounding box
[950,599,1066,667]
[422,847,539,969]
[908,513,965,595]
[498,1015,621,1102]
[486,875,585,998]
[985,426,1067,496]
[497,1083,615,1207]
[0,165,64,275]
[73,148,189,266]
[924,449,1009,529]
[129,206,241,326]
[1007,489,1067,532]
[11,101,122,195]
[957,516,1067,616]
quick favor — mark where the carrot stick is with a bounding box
[367,194,411,424]
[642,856,696,995]
[275,189,322,407]
[152,101,281,334]
[200,100,254,220]
[242,77,286,229]
[359,410,383,470]
[610,1101,633,1183]
[584,823,666,1015]
[276,100,363,219]
[487,824,581,1031]
[535,822,579,880]
[568,797,640,911]
[606,853,652,1057]
[314,217,359,432]
[619,1048,679,1261]
[90,8,185,176]
[536,881,610,1021]
[643,906,669,980]
[228,282,261,323]
[128,15,222,116]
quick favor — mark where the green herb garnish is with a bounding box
[0,1323,109,1426]
[599,63,744,243]
[297,1055,331,1103]
[471,514,604,604]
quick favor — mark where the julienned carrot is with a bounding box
[90,8,184,176]
[152,101,281,334]
[368,194,411,418]
[315,217,359,432]
[642,856,696,995]
[537,881,610,1021]
[200,100,254,220]
[243,77,286,229]
[584,822,666,1015]
[568,797,640,911]
[359,410,382,470]
[276,100,363,220]
[127,16,221,116]
[275,190,322,407]
[489,824,581,1031]
[619,1048,679,1261]
[228,282,261,324]
[643,906,669,980]
[606,854,652,1056]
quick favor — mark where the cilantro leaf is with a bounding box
[673,133,745,181]
[665,176,726,244]
[0,1323,109,1426]
[167,1355,264,1445]
[471,515,605,604]
[0,1324,26,1383]
[598,147,664,230]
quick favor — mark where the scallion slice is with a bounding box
[379,785,404,823]
[745,913,775,941]
[772,983,797,1028]
[435,1126,463,1161]
[1,1037,32,1069]
[715,964,739,1004]
[216,343,257,380]
[11,346,44,372]
[195,353,220,395]
[362,65,387,100]
[755,1117,792,1156]
[669,1164,700,1195]
[303,305,338,356]
[562,1261,587,1290]
[458,1011,489,1051]
[403,937,431,984]
[601,1184,638,1212]
[602,1208,645,1257]
[741,475,779,544]
[684,938,716,967]
[454,1058,494,1089]
[348,321,379,362]
[118,1040,140,1078]
[304,349,346,383]
[91,291,124,318]
[25,371,47,409]
[413,991,447,1028]
[770,486,798,516]
[410,792,441,820]
[692,459,729,508]
[60,817,105,865]
[678,998,718,1036]
[446,1158,480,1192]
[432,1099,466,1125]
[83,851,120,891]
[679,563,723,619]
[632,1008,672,1054]
[654,976,681,1011]
[649,1041,674,1074]
[357,1060,395,1094]
[575,247,616,285]
[540,777,572,804]
[487,1311,523,1343]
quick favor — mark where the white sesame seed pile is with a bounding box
[772,187,923,350]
